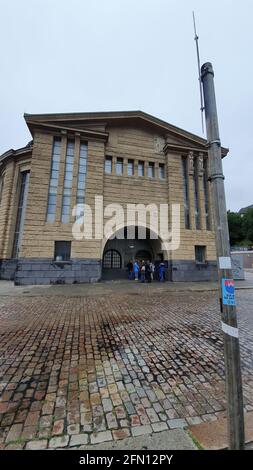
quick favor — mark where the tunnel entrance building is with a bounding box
[102,226,166,280]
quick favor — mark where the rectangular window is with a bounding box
[46,138,61,222]
[138,161,144,177]
[148,162,155,178]
[195,245,206,264]
[203,158,210,230]
[12,171,30,258]
[159,163,165,179]
[54,241,71,261]
[76,142,88,221]
[193,157,200,230]
[116,158,123,175]
[105,156,112,174]
[128,159,134,176]
[181,156,190,229]
[61,140,74,223]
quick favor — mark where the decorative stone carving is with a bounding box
[154,136,165,153]
[198,152,204,176]
[188,151,194,175]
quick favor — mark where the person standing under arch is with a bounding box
[133,260,139,281]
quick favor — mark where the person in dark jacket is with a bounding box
[127,260,133,280]
[140,261,146,283]
[145,260,152,283]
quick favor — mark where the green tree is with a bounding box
[242,208,253,243]
[227,211,243,246]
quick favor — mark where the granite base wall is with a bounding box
[0,259,18,280]
[0,258,218,284]
[13,258,101,285]
[171,260,218,282]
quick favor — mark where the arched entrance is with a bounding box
[101,225,168,280]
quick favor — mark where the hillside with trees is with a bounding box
[228,207,253,248]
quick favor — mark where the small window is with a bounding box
[128,159,134,176]
[105,156,112,174]
[61,140,75,223]
[195,245,206,264]
[148,162,155,178]
[54,241,71,261]
[159,163,165,179]
[103,249,122,268]
[46,137,61,222]
[138,161,144,177]
[116,158,123,175]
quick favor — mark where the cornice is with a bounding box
[25,120,109,142]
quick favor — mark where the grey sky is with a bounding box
[1,0,252,211]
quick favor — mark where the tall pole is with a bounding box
[201,62,245,450]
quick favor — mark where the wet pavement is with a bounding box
[0,288,252,449]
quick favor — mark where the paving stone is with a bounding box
[6,424,23,443]
[5,443,24,450]
[67,423,80,435]
[106,412,118,429]
[90,431,113,444]
[112,428,130,440]
[146,408,159,423]
[49,435,69,448]
[42,402,54,415]
[186,416,203,426]
[140,414,150,425]
[130,414,141,426]
[39,415,52,428]
[131,425,152,437]
[21,426,37,440]
[38,427,51,439]
[24,411,40,427]
[70,433,88,446]
[26,440,48,450]
[102,398,113,412]
[125,402,135,415]
[115,406,126,419]
[167,418,187,429]
[151,422,169,432]
[52,419,64,436]
[111,393,122,406]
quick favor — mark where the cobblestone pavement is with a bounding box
[0,289,252,449]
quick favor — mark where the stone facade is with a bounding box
[0,111,229,285]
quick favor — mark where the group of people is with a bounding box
[127,260,166,282]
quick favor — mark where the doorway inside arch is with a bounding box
[102,226,168,280]
[135,250,152,262]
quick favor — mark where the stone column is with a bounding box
[188,151,196,230]
[112,155,116,175]
[123,157,128,177]
[144,160,148,178]
[134,159,138,177]
[198,152,206,230]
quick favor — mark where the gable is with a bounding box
[23,110,229,156]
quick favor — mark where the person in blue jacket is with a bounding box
[159,262,165,282]
[133,260,139,281]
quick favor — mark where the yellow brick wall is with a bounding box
[0,123,217,262]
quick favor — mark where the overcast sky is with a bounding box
[0,0,252,211]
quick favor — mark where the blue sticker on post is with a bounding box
[222,278,235,306]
